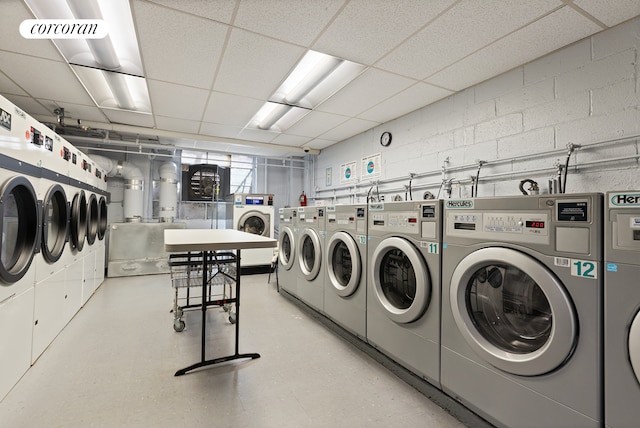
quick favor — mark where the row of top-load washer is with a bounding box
[278,192,640,428]
[0,94,109,402]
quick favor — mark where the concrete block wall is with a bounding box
[315,17,640,203]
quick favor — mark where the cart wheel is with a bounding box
[174,319,186,332]
[229,313,237,324]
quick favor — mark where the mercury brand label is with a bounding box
[610,193,640,207]
[446,200,474,209]
[631,217,640,229]
[0,108,11,131]
[369,203,384,210]
[327,206,336,212]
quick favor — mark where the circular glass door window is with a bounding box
[278,227,295,270]
[0,176,39,284]
[241,216,265,235]
[466,263,552,353]
[450,247,577,376]
[379,248,416,310]
[301,235,317,272]
[331,240,353,287]
[42,184,68,263]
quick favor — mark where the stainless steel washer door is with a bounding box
[0,176,39,284]
[86,194,98,245]
[41,184,68,264]
[370,237,430,324]
[327,231,361,297]
[97,196,107,240]
[70,191,87,251]
[298,228,321,281]
[238,211,270,236]
[278,226,296,271]
[629,311,640,385]
[450,247,577,376]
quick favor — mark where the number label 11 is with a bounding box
[571,259,598,279]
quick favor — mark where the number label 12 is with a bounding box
[571,259,598,279]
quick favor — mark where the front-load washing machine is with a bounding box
[441,194,603,428]
[32,126,72,364]
[604,190,640,428]
[295,206,326,312]
[0,95,42,401]
[367,200,442,386]
[232,193,275,268]
[278,207,298,296]
[324,204,368,339]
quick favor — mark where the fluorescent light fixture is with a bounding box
[248,50,365,132]
[23,0,149,112]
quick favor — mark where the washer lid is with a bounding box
[629,311,640,384]
[370,237,430,324]
[327,231,361,297]
[450,247,577,376]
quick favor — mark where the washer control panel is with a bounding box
[446,211,549,244]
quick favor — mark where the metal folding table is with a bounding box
[164,229,277,376]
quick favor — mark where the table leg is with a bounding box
[175,249,260,376]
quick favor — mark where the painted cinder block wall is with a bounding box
[314,17,640,203]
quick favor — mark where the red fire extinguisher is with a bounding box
[299,191,307,206]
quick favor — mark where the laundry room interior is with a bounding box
[1,1,640,427]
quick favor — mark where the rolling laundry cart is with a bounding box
[168,251,237,332]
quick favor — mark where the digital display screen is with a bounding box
[245,197,264,205]
[526,221,545,229]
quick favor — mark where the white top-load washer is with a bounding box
[604,190,640,428]
[324,204,368,339]
[441,194,603,428]
[367,200,442,387]
[232,193,275,267]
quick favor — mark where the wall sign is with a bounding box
[361,153,381,180]
[340,161,357,184]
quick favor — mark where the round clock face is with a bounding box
[380,131,392,147]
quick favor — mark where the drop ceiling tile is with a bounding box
[319,117,380,142]
[235,0,344,46]
[317,68,416,117]
[37,99,106,122]
[148,80,209,120]
[1,0,64,61]
[314,0,457,65]
[270,133,311,147]
[102,109,155,127]
[133,0,227,88]
[304,138,335,150]
[0,71,29,96]
[202,92,264,126]
[5,95,52,117]
[426,7,602,91]
[147,0,237,23]
[236,127,280,143]
[573,0,640,27]
[285,110,349,138]
[199,122,242,139]
[376,0,562,80]
[358,82,453,123]
[155,116,200,134]
[0,51,94,105]
[214,28,305,99]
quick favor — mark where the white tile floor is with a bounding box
[0,273,486,427]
